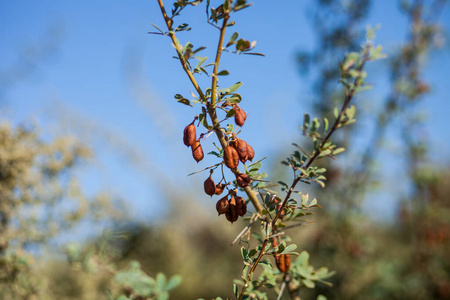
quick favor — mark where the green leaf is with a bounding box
[233,284,239,298]
[317,295,327,300]
[333,107,339,119]
[217,70,229,76]
[156,273,166,291]
[283,244,297,253]
[345,105,356,119]
[166,275,182,291]
[303,279,315,288]
[229,82,243,93]
[174,23,191,32]
[227,32,239,47]
[333,148,345,155]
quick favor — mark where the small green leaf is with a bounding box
[333,148,345,155]
[303,279,315,288]
[333,107,339,119]
[233,284,239,298]
[229,82,243,93]
[166,275,182,291]
[217,70,229,76]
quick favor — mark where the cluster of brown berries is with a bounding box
[183,117,204,163]
[216,193,247,223]
[183,104,253,223]
[204,174,247,223]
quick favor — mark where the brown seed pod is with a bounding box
[204,175,216,196]
[247,143,255,162]
[225,195,238,223]
[275,254,291,273]
[234,104,247,127]
[236,173,251,188]
[214,183,226,195]
[191,140,204,163]
[223,145,239,169]
[235,138,249,163]
[235,195,247,217]
[183,123,196,147]
[216,196,229,215]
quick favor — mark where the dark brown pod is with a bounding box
[183,123,196,147]
[234,104,247,127]
[191,140,204,163]
[216,196,229,215]
[204,175,216,196]
[214,183,225,195]
[247,144,255,162]
[236,173,251,188]
[225,195,238,223]
[235,138,249,163]
[223,145,239,169]
[235,195,247,217]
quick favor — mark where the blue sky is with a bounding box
[1,1,449,222]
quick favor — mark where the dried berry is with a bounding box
[223,145,239,169]
[183,122,196,147]
[214,183,226,195]
[271,237,290,273]
[234,104,247,127]
[247,144,255,162]
[225,195,238,223]
[204,175,216,196]
[235,138,249,163]
[216,196,229,215]
[235,195,247,217]
[236,173,251,188]
[275,254,291,273]
[191,140,204,163]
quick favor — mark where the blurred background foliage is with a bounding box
[1,0,449,299]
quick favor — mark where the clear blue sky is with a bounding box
[1,1,449,222]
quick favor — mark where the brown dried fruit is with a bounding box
[216,196,229,215]
[191,140,204,163]
[234,104,247,127]
[236,173,251,188]
[225,195,238,223]
[275,254,291,273]
[214,183,226,195]
[235,138,249,163]
[204,175,216,196]
[223,145,239,169]
[247,144,255,162]
[183,123,196,147]
[235,195,247,217]
[272,237,290,273]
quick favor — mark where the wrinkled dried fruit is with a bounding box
[234,104,247,127]
[247,144,255,162]
[214,183,225,195]
[235,138,249,163]
[191,140,204,163]
[204,175,216,196]
[216,196,229,215]
[275,254,291,273]
[223,145,239,169]
[225,195,238,223]
[236,173,251,188]
[235,195,247,216]
[183,123,196,147]
[271,237,290,272]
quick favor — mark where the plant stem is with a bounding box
[156,0,263,214]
